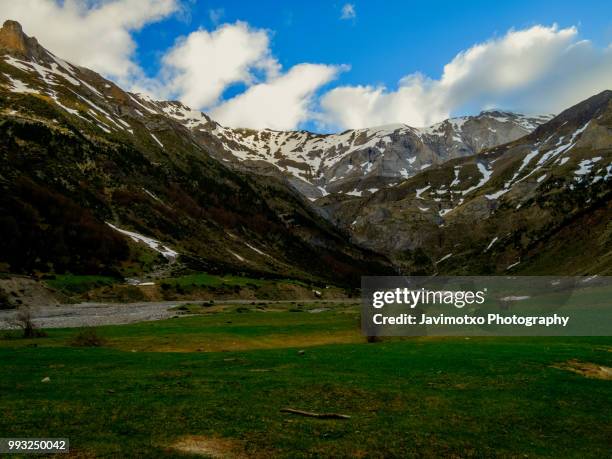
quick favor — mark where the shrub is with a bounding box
[70,328,106,347]
[9,306,46,338]
[0,287,14,310]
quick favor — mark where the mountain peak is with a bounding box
[0,20,28,53]
[531,89,612,139]
[0,20,44,59]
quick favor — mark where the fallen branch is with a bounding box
[281,408,350,419]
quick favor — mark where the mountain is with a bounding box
[146,98,552,199]
[0,20,393,285]
[1,19,608,283]
[322,90,612,275]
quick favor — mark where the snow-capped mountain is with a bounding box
[323,90,612,274]
[144,97,552,199]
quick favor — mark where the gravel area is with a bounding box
[0,300,353,329]
[0,301,194,329]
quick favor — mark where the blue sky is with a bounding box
[135,0,611,91]
[3,0,612,131]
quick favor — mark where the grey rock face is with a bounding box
[152,103,552,199]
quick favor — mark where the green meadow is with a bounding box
[1,303,611,458]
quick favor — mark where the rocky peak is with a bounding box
[0,20,45,59]
[0,20,28,52]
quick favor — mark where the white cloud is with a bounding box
[211,63,343,130]
[159,21,343,130]
[340,4,356,20]
[3,8,610,132]
[161,21,280,109]
[0,0,179,84]
[320,25,612,129]
[320,74,447,128]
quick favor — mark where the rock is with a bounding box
[199,111,551,199]
[41,376,50,382]
[0,20,46,59]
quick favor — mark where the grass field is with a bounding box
[44,275,119,295]
[160,274,312,289]
[1,303,611,458]
[38,272,344,304]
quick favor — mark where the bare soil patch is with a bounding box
[170,436,244,458]
[0,276,60,308]
[553,359,612,380]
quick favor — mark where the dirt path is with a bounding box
[0,299,354,329]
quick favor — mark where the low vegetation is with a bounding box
[45,274,119,295]
[7,306,46,338]
[69,328,107,347]
[1,304,611,457]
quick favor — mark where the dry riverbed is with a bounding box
[0,299,351,329]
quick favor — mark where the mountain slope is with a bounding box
[0,20,392,285]
[322,90,612,275]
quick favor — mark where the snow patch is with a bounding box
[437,253,453,263]
[462,162,492,196]
[229,250,246,262]
[506,261,521,270]
[245,242,270,258]
[3,74,38,93]
[415,185,431,199]
[106,223,178,260]
[150,133,164,148]
[484,237,498,252]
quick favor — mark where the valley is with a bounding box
[0,14,610,459]
[1,19,609,293]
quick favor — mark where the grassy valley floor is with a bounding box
[1,303,611,458]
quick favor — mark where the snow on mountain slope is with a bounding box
[148,97,553,199]
[322,90,612,274]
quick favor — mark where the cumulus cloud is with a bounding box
[3,6,611,132]
[0,0,179,84]
[161,21,280,109]
[340,4,356,20]
[211,63,343,130]
[320,25,612,129]
[320,74,448,128]
[160,21,343,129]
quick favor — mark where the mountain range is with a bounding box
[146,98,552,199]
[0,20,610,284]
[324,90,612,274]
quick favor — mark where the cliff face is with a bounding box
[0,20,48,60]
